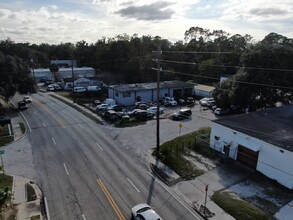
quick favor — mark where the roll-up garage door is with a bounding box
[237,145,259,169]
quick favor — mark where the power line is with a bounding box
[159,59,293,73]
[154,51,232,54]
[162,69,293,90]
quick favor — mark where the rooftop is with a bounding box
[109,80,194,92]
[214,104,293,152]
[194,84,215,92]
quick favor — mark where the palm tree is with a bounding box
[49,63,59,81]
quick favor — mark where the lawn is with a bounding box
[212,191,270,220]
[0,174,13,207]
[154,127,217,180]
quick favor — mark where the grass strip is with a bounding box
[19,122,26,134]
[26,183,37,202]
[212,191,269,220]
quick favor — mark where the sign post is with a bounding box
[204,184,208,216]
[178,122,183,137]
[0,150,5,172]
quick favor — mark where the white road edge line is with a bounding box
[51,138,56,145]
[34,111,37,115]
[82,214,86,220]
[96,143,103,151]
[44,197,51,220]
[63,163,69,176]
[79,124,83,128]
[147,172,200,220]
[42,122,46,127]
[19,111,32,132]
[127,178,140,193]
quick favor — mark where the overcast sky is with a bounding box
[0,0,292,44]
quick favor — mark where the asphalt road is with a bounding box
[16,93,203,220]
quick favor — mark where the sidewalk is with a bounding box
[1,97,43,220]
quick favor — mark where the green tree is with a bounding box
[49,63,59,81]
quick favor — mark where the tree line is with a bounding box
[0,26,292,109]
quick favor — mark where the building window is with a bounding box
[115,92,119,97]
[123,92,131,97]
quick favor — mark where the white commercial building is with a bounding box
[108,80,194,106]
[210,104,293,189]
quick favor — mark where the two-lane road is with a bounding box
[18,93,202,220]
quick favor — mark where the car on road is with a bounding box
[147,106,165,114]
[18,101,28,110]
[131,203,162,220]
[170,109,192,120]
[23,96,32,103]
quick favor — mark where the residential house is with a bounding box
[210,104,293,189]
[108,80,194,106]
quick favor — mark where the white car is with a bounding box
[47,85,55,91]
[131,203,162,220]
[147,106,165,114]
[23,96,32,103]
[199,97,214,106]
[96,104,109,111]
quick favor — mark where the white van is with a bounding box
[87,86,101,91]
[104,98,116,106]
[73,87,86,93]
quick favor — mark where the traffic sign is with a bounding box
[178,122,183,128]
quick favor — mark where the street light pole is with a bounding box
[156,44,161,158]
[71,57,75,103]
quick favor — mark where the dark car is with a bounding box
[18,101,28,110]
[171,109,192,120]
[186,97,195,106]
[104,110,118,121]
[108,104,124,112]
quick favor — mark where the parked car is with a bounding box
[131,203,162,220]
[129,109,153,119]
[206,100,216,108]
[137,103,150,110]
[18,101,28,110]
[199,97,214,106]
[93,99,102,106]
[73,87,86,93]
[186,97,195,106]
[147,106,165,114]
[87,86,101,91]
[178,99,186,106]
[96,104,109,111]
[171,109,192,120]
[214,107,231,115]
[53,85,62,91]
[104,110,118,120]
[162,97,177,106]
[108,105,124,112]
[23,96,32,103]
[47,84,55,91]
[116,111,130,120]
[104,98,116,106]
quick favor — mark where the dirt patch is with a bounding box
[226,173,293,216]
[0,202,17,220]
[183,151,217,172]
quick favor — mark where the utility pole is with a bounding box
[156,44,161,159]
[71,56,75,103]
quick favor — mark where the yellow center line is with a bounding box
[97,179,125,220]
[34,99,65,128]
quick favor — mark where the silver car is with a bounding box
[131,203,162,220]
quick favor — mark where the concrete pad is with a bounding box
[12,176,27,204]
[275,200,293,220]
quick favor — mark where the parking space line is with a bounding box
[63,163,69,175]
[52,138,56,145]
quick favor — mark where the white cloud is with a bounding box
[0,0,292,44]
